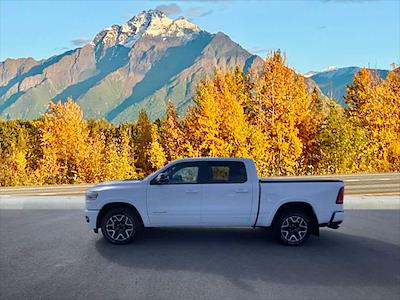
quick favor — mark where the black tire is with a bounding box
[100,207,141,245]
[273,210,311,246]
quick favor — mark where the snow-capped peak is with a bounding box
[304,66,339,78]
[323,66,337,72]
[92,10,201,49]
[304,71,317,78]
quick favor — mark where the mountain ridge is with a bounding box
[310,66,389,105]
[0,10,266,122]
[1,10,381,122]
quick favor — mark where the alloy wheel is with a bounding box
[105,214,135,242]
[280,215,308,243]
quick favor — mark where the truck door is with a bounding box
[201,161,253,226]
[147,162,205,226]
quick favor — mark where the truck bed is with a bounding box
[260,178,343,183]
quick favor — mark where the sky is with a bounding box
[0,0,399,73]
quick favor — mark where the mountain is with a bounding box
[310,67,389,105]
[0,10,264,123]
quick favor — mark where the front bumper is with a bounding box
[85,209,99,230]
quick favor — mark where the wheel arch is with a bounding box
[96,202,144,229]
[271,201,319,236]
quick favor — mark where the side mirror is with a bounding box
[156,173,169,184]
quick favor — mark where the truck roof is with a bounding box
[171,157,252,163]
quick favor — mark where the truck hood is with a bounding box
[88,179,144,192]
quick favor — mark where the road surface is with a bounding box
[0,208,399,300]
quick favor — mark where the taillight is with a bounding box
[336,187,344,204]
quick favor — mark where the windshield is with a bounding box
[143,162,171,181]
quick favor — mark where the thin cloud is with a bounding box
[247,47,270,55]
[155,3,182,16]
[71,37,91,46]
[149,0,229,1]
[320,0,378,2]
[54,47,69,51]
[187,7,213,19]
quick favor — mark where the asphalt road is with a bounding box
[0,209,399,300]
[0,172,399,196]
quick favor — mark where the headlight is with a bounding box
[86,191,98,201]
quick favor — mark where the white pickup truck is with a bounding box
[85,158,344,246]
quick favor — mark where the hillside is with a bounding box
[310,67,389,105]
[0,10,264,123]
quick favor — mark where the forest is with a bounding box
[0,52,399,186]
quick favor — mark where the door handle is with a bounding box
[235,188,249,193]
[185,189,199,194]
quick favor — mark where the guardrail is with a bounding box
[0,184,92,196]
[0,173,399,196]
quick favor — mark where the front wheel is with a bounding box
[273,210,311,246]
[100,208,140,245]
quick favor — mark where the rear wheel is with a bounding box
[100,207,141,245]
[273,210,311,246]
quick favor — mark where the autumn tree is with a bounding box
[345,68,400,171]
[184,70,251,158]
[161,100,184,161]
[345,68,379,119]
[134,110,166,174]
[147,124,166,171]
[180,106,202,157]
[103,127,137,180]
[366,69,400,170]
[83,119,113,182]
[379,69,400,170]
[248,51,306,175]
[317,101,370,173]
[134,111,153,173]
[229,66,253,109]
[245,124,271,177]
[185,77,223,156]
[36,98,88,184]
[297,88,325,174]
[0,120,41,185]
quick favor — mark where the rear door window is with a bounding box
[206,162,247,183]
